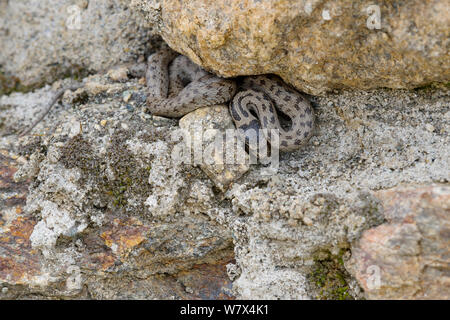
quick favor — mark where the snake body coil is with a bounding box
[146,48,314,152]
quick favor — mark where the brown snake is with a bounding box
[147,48,314,152]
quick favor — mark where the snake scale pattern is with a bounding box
[146,48,314,152]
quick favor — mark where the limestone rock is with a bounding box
[131,0,450,94]
[179,105,250,191]
[0,73,234,299]
[347,184,450,300]
[0,69,448,299]
[0,0,158,95]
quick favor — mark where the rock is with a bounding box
[347,184,450,300]
[108,67,129,82]
[179,105,250,191]
[0,0,158,95]
[131,0,450,94]
[0,73,234,299]
[0,151,38,288]
[1,71,449,299]
[222,86,449,299]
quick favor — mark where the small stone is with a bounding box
[107,67,129,82]
[226,263,241,281]
[85,82,109,95]
[303,216,313,226]
[100,120,107,127]
[123,91,132,103]
[179,105,250,191]
[425,124,435,132]
[138,77,146,85]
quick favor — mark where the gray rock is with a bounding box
[0,2,448,299]
[179,105,250,191]
[1,69,448,299]
[0,0,158,95]
[0,73,234,299]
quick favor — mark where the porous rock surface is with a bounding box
[0,68,448,299]
[0,74,235,299]
[0,0,158,95]
[131,0,450,94]
[0,0,449,300]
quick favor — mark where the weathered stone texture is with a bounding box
[347,184,450,300]
[0,0,159,95]
[132,0,449,94]
[2,71,448,299]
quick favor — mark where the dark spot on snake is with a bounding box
[303,131,309,138]
[307,121,312,128]
[281,141,288,147]
[240,119,261,144]
[237,94,249,117]
[284,96,291,102]
[230,102,241,121]
[286,135,293,140]
[241,119,260,131]
[270,116,276,124]
[295,139,302,145]
[263,116,268,126]
[260,79,266,85]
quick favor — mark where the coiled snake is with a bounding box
[20,47,314,152]
[146,48,314,152]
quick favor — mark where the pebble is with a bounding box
[303,217,313,226]
[107,67,129,82]
[425,124,435,132]
[123,91,132,103]
[138,77,146,85]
